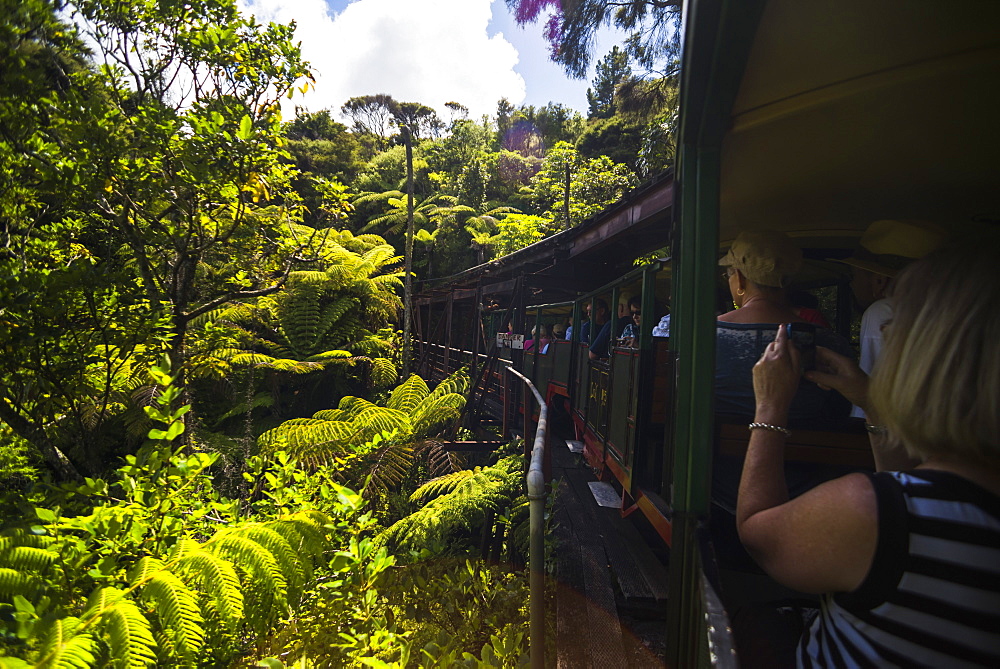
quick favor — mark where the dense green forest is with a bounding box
[0,0,677,665]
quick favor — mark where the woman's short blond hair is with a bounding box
[869,236,1000,463]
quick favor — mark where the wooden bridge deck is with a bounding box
[549,443,669,668]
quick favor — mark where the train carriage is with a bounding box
[416,0,999,665]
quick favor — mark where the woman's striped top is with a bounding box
[797,469,1000,668]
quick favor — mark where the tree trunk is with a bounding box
[0,401,83,482]
[402,125,415,378]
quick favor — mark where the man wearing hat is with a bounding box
[838,220,947,418]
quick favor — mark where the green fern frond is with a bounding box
[0,545,57,573]
[0,530,54,551]
[336,395,379,418]
[0,567,33,597]
[363,442,414,494]
[310,408,349,422]
[85,588,157,669]
[175,551,244,632]
[368,357,398,387]
[427,368,471,401]
[409,470,475,505]
[286,270,330,285]
[209,533,287,614]
[353,406,412,438]
[378,455,523,552]
[232,526,303,600]
[411,395,466,436]
[138,570,205,660]
[36,617,97,669]
[385,374,430,414]
[128,557,166,584]
[303,350,357,364]
[266,513,330,559]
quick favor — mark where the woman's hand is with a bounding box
[805,347,870,412]
[752,324,801,423]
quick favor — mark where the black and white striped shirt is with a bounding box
[798,469,1000,668]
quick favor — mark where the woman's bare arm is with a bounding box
[737,326,879,593]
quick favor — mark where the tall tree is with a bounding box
[341,94,400,142]
[505,0,681,78]
[393,102,444,140]
[0,0,314,476]
[587,46,632,118]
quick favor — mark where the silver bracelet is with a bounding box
[748,422,791,436]
[864,423,888,436]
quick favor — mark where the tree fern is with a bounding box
[84,588,157,669]
[0,567,34,597]
[209,532,288,625]
[369,356,398,387]
[378,456,523,553]
[135,568,206,660]
[409,470,475,505]
[174,551,244,632]
[386,374,430,414]
[35,617,97,669]
[233,525,304,601]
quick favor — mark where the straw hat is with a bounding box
[837,220,948,277]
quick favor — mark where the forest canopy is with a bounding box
[0,0,678,664]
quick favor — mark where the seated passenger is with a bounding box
[837,219,947,418]
[713,231,855,516]
[544,323,565,353]
[619,298,642,347]
[717,231,853,424]
[614,292,635,340]
[587,299,613,360]
[737,237,1000,668]
[651,311,670,337]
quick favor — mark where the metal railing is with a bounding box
[506,366,547,669]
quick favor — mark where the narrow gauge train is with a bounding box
[414,1,999,665]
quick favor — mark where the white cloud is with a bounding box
[238,0,526,122]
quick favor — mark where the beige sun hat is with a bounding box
[718,230,803,288]
[837,220,948,277]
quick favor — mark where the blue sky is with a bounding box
[237,0,621,121]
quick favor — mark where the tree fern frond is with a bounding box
[303,350,357,363]
[0,530,54,551]
[175,551,244,633]
[368,357,398,387]
[266,512,330,560]
[411,397,465,437]
[0,546,57,573]
[36,617,96,669]
[385,374,430,414]
[352,406,411,438]
[310,408,349,422]
[209,533,287,616]
[0,567,34,597]
[286,270,330,285]
[85,588,157,669]
[138,570,205,660]
[409,470,475,505]
[232,526,303,601]
[418,439,464,477]
[427,368,470,401]
[377,455,523,552]
[336,395,380,419]
[128,557,166,584]
[363,442,414,495]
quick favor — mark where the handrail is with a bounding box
[506,366,547,669]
